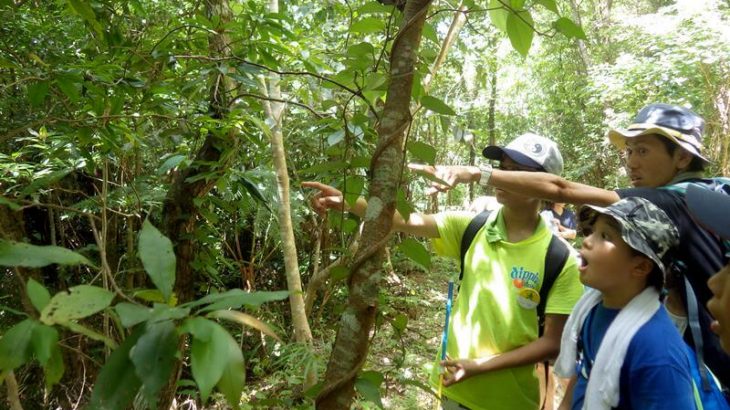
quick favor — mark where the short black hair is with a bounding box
[629,247,664,292]
[657,135,706,172]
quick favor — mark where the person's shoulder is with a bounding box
[626,308,688,364]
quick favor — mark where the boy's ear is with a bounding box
[631,255,654,278]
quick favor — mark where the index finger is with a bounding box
[407,163,435,173]
[301,181,331,191]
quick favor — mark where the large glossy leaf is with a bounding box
[344,175,366,209]
[488,0,509,32]
[0,240,93,268]
[350,17,385,33]
[115,302,152,328]
[89,327,144,410]
[40,285,114,325]
[207,310,282,342]
[182,317,229,402]
[0,319,36,371]
[44,345,64,388]
[216,328,245,407]
[506,10,535,57]
[555,17,587,40]
[31,324,58,365]
[407,141,436,165]
[397,238,431,270]
[355,371,384,409]
[130,321,179,406]
[28,81,49,107]
[181,289,289,312]
[138,220,176,302]
[26,278,51,312]
[420,96,456,116]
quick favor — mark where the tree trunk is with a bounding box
[316,1,432,408]
[260,0,316,389]
[159,0,237,405]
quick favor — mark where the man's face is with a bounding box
[707,262,730,353]
[495,156,541,208]
[623,135,686,188]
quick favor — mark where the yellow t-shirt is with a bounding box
[429,209,583,410]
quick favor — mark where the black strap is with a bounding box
[459,210,492,282]
[538,235,571,336]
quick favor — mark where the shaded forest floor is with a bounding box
[243,256,455,409]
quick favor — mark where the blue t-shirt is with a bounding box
[572,304,697,410]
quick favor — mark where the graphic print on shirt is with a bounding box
[510,265,541,309]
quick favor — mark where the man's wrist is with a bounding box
[478,164,493,186]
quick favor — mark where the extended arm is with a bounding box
[441,313,568,386]
[409,164,620,207]
[301,181,440,238]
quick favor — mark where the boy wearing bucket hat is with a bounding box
[304,133,583,410]
[554,197,697,410]
[412,103,730,389]
[687,184,730,354]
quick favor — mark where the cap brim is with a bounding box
[482,146,544,171]
[686,184,730,240]
[607,127,710,164]
[578,204,666,272]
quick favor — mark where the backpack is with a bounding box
[660,177,730,397]
[458,210,572,335]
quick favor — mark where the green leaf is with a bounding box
[133,289,171,304]
[330,265,350,281]
[20,169,72,198]
[506,10,534,57]
[26,278,51,312]
[407,141,436,165]
[28,82,49,107]
[554,17,587,40]
[40,285,114,325]
[157,155,187,175]
[344,176,366,209]
[536,0,558,13]
[422,22,439,44]
[183,318,230,402]
[420,96,456,116]
[31,324,58,366]
[488,0,509,32]
[130,321,179,406]
[216,331,246,407]
[138,220,176,302]
[56,76,81,102]
[391,313,408,333]
[89,327,144,410]
[0,196,20,211]
[397,238,431,270]
[68,0,103,36]
[350,17,386,33]
[43,346,64,388]
[355,374,384,409]
[181,289,289,312]
[299,161,348,174]
[0,319,36,371]
[207,310,282,342]
[115,303,152,328]
[61,320,118,349]
[396,189,414,222]
[0,240,93,268]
